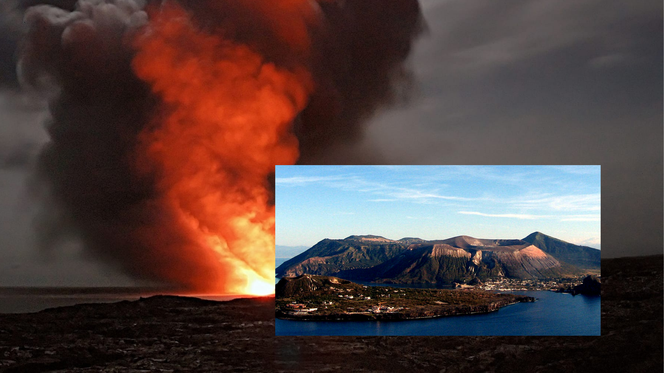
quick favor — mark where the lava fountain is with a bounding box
[132,3,313,295]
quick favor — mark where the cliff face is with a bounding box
[485,245,564,279]
[369,242,564,284]
[276,233,587,284]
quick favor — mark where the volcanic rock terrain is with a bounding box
[0,255,660,372]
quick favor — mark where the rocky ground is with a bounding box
[0,255,662,372]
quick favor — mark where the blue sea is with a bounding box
[274,258,601,336]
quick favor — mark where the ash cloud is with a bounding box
[0,141,39,169]
[297,0,424,163]
[0,1,24,89]
[167,0,425,163]
[0,1,80,88]
[368,0,662,257]
[18,0,179,287]
[16,0,424,289]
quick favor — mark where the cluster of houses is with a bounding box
[480,276,597,291]
[284,303,318,316]
[337,294,371,300]
[325,285,375,300]
[283,286,408,315]
[367,305,403,314]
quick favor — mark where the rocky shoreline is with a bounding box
[554,275,601,296]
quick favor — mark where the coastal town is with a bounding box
[275,275,536,321]
[280,285,408,316]
[477,274,600,292]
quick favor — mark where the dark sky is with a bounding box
[364,0,662,258]
[0,0,661,286]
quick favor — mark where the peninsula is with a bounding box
[275,275,535,321]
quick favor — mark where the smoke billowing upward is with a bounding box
[298,0,423,163]
[19,0,423,294]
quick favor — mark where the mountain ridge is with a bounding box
[522,231,601,269]
[276,232,600,284]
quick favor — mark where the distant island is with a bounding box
[275,275,535,321]
[276,232,600,286]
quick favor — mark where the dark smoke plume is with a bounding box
[298,0,424,163]
[0,1,25,88]
[175,0,424,163]
[18,0,423,290]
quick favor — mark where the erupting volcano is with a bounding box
[131,3,312,294]
[19,0,423,295]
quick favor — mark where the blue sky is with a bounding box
[275,166,601,249]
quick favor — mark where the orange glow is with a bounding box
[132,3,312,295]
[245,277,276,296]
[234,0,317,53]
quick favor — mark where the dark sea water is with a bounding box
[1,257,287,313]
[274,258,600,336]
[0,288,247,314]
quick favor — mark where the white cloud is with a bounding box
[386,188,473,202]
[294,174,477,205]
[510,194,601,212]
[458,211,540,220]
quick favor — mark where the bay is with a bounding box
[276,291,600,336]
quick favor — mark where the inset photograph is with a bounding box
[275,165,601,336]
